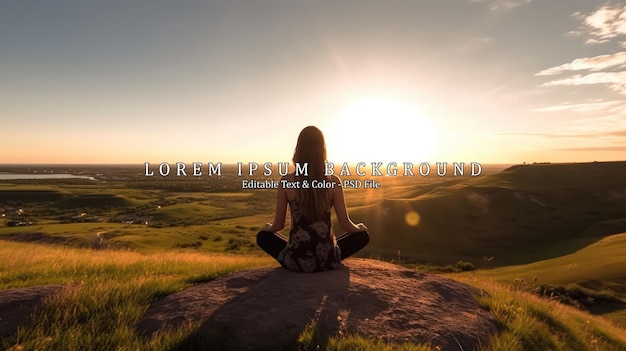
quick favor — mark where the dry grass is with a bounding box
[1,242,625,350]
[452,275,626,351]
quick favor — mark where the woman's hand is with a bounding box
[356,223,368,231]
[262,223,273,232]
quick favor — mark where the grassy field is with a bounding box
[1,162,625,350]
[0,241,624,351]
[462,232,626,328]
[0,241,273,350]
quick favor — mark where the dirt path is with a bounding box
[90,230,110,249]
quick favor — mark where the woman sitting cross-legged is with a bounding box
[256,126,370,272]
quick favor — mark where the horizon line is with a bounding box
[1,160,626,167]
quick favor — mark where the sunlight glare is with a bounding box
[326,97,437,163]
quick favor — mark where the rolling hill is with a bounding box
[350,161,626,266]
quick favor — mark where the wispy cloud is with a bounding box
[471,0,532,11]
[503,127,626,156]
[556,146,626,152]
[536,4,626,102]
[531,100,625,113]
[539,71,626,94]
[608,130,626,137]
[500,130,626,139]
[536,52,626,76]
[530,99,626,143]
[580,4,626,44]
[567,114,626,134]
[456,37,492,53]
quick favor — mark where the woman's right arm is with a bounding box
[331,175,368,233]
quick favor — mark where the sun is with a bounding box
[326,97,437,163]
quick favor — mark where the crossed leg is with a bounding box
[257,230,370,261]
[256,230,288,260]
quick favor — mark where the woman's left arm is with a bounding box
[263,180,288,232]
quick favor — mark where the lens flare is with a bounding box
[405,211,420,227]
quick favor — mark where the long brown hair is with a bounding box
[293,126,330,222]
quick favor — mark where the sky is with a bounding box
[1,0,625,164]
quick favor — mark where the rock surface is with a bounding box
[138,258,499,350]
[0,285,65,337]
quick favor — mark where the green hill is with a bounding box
[0,189,67,202]
[351,161,626,266]
[476,232,626,285]
[469,232,626,327]
[55,194,134,208]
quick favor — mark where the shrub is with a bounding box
[226,238,241,251]
[535,283,621,309]
[173,241,203,249]
[455,261,475,271]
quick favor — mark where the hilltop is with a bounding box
[355,161,626,266]
[138,258,498,351]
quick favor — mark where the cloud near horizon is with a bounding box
[531,100,625,113]
[556,146,626,152]
[539,72,626,94]
[536,51,626,76]
[500,129,626,139]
